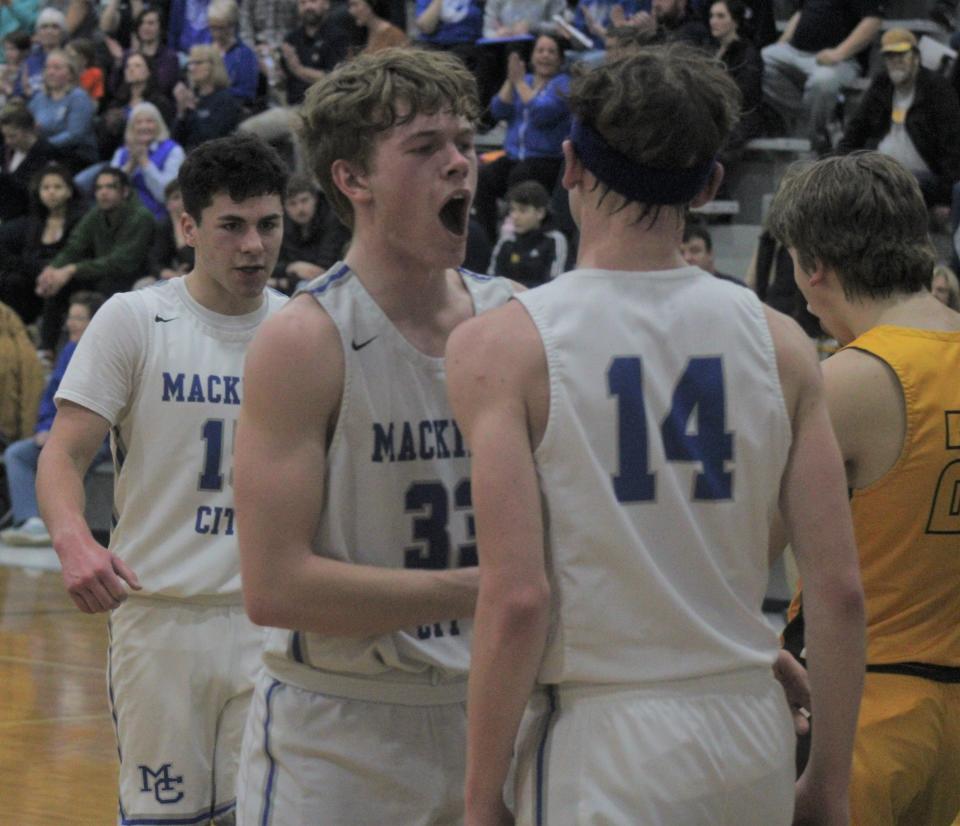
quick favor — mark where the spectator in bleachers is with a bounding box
[172,44,243,150]
[148,178,194,280]
[36,166,154,315]
[348,0,409,52]
[650,0,709,46]
[487,179,566,286]
[931,263,960,309]
[680,222,743,283]
[271,173,349,293]
[207,0,260,105]
[17,6,66,97]
[0,4,37,67]
[105,102,184,220]
[65,37,102,102]
[562,0,640,65]
[0,101,57,219]
[710,0,762,156]
[168,0,212,56]
[415,0,492,101]
[483,0,564,39]
[475,33,571,239]
[761,0,881,154]
[97,0,141,51]
[0,290,107,547]
[0,162,85,338]
[99,51,175,158]
[0,300,44,449]
[239,0,350,154]
[733,0,775,50]
[26,47,98,170]
[106,9,180,99]
[839,28,960,210]
[1,31,32,104]
[239,0,299,62]
[280,0,350,106]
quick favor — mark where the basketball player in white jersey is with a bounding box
[448,46,867,826]
[233,48,515,826]
[36,134,288,826]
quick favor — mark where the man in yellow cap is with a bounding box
[839,27,960,209]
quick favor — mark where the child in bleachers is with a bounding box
[65,38,104,102]
[488,179,567,287]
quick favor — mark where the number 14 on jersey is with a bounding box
[608,356,734,503]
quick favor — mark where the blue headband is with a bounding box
[568,119,717,206]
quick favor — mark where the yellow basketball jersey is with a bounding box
[846,325,960,667]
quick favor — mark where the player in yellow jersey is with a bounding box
[768,151,960,826]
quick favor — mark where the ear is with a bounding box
[330,159,372,208]
[180,211,199,248]
[689,161,724,209]
[808,259,832,287]
[561,139,582,192]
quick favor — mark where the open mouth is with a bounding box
[439,193,469,236]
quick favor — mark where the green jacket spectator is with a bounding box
[48,168,155,296]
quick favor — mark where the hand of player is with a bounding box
[815,47,842,66]
[792,772,850,826]
[773,648,811,736]
[57,534,142,613]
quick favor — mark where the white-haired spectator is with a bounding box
[104,102,185,220]
[207,0,260,103]
[16,6,65,97]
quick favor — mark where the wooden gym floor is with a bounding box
[0,554,117,824]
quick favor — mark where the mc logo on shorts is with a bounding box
[138,763,185,804]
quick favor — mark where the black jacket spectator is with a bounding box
[0,136,58,221]
[272,209,350,293]
[282,15,351,106]
[839,66,960,201]
[173,88,243,151]
[720,36,763,148]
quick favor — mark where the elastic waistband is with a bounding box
[532,668,776,707]
[264,659,468,706]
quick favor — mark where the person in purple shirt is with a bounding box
[475,33,571,239]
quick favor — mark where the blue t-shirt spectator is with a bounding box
[415,0,483,45]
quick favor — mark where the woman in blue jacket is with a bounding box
[475,33,571,239]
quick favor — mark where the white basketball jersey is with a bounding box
[56,277,287,599]
[516,267,791,685]
[262,263,514,702]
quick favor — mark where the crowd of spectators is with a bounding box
[0,0,958,402]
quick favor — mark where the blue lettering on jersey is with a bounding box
[162,372,241,405]
[195,505,236,535]
[371,419,468,462]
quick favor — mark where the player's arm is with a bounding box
[37,401,141,613]
[767,308,865,825]
[448,302,551,826]
[235,297,478,637]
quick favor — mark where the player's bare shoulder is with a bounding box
[245,292,345,426]
[762,304,823,422]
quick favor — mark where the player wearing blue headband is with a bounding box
[450,44,866,826]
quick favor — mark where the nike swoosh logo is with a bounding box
[155,315,177,323]
[351,336,378,351]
